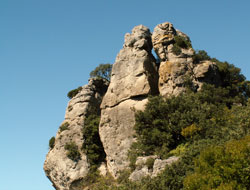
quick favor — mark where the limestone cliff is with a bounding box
[99,25,159,178]
[44,78,108,190]
[152,22,221,97]
[44,22,225,190]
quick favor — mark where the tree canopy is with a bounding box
[90,63,112,81]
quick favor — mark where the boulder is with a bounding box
[129,156,179,181]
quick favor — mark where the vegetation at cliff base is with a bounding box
[82,114,106,170]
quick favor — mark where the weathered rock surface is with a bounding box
[44,78,108,190]
[152,22,221,97]
[99,25,159,178]
[129,156,179,181]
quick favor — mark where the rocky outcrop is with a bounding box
[99,25,159,178]
[129,156,179,181]
[44,78,108,190]
[152,22,221,97]
[44,22,226,189]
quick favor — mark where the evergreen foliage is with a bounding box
[82,114,106,170]
[74,51,250,189]
[67,86,82,99]
[49,136,55,149]
[90,63,112,81]
[184,136,250,190]
[64,141,81,161]
[59,122,69,132]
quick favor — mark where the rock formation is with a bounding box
[99,25,159,178]
[44,22,225,190]
[44,78,108,190]
[152,22,221,97]
[129,156,179,181]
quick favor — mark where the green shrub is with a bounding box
[49,136,55,149]
[64,141,81,161]
[145,158,155,170]
[82,114,106,169]
[172,43,182,55]
[90,63,112,81]
[174,35,192,49]
[192,50,211,64]
[67,86,82,99]
[184,136,250,190]
[59,122,69,132]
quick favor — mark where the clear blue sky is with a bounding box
[0,0,249,189]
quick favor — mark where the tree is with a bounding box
[90,63,112,81]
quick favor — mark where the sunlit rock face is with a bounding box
[44,78,108,190]
[99,25,159,178]
[152,22,221,97]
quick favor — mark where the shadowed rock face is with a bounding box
[44,78,108,190]
[152,22,221,97]
[99,25,159,178]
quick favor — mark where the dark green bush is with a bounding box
[82,114,106,170]
[67,86,82,99]
[145,158,155,170]
[174,35,192,49]
[49,136,55,149]
[172,43,182,55]
[64,141,81,161]
[90,63,112,81]
[59,122,69,132]
[192,50,211,64]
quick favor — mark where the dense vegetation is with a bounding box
[82,114,106,170]
[80,49,250,189]
[62,51,250,189]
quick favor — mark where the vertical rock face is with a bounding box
[44,78,108,190]
[152,22,220,97]
[99,25,159,178]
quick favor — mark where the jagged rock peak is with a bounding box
[44,78,108,190]
[99,25,159,178]
[152,22,220,97]
[101,25,158,109]
[124,25,152,51]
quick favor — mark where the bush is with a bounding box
[49,136,55,149]
[64,141,81,161]
[59,122,69,132]
[192,50,211,64]
[184,136,250,190]
[145,158,155,170]
[82,114,106,169]
[90,63,112,81]
[172,43,182,55]
[174,35,192,49]
[67,86,82,99]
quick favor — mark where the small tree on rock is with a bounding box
[90,63,112,81]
